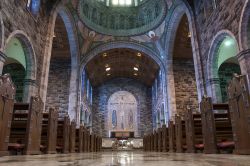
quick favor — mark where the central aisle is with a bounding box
[0,151,249,166]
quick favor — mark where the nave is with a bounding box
[0,151,249,166]
[1,0,250,165]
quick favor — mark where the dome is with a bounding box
[78,0,167,36]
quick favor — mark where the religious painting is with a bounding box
[107,91,138,136]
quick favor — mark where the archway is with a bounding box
[238,0,250,76]
[165,0,201,118]
[45,13,72,116]
[42,5,79,120]
[0,12,4,51]
[3,32,37,102]
[82,45,161,136]
[172,14,198,115]
[207,31,240,103]
[239,0,250,50]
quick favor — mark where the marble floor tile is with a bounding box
[0,151,250,166]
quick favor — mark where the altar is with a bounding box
[110,131,134,138]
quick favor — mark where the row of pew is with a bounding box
[144,74,250,155]
[0,74,102,156]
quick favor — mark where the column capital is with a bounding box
[23,78,37,86]
[237,49,250,61]
[0,51,7,62]
[206,78,220,85]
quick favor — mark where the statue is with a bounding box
[112,110,117,129]
[128,110,133,129]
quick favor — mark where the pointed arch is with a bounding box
[164,0,203,118]
[3,30,37,102]
[41,3,80,121]
[206,30,240,102]
[0,12,4,51]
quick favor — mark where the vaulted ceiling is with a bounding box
[85,49,159,87]
[51,15,71,60]
[173,15,193,59]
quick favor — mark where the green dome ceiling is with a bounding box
[78,0,167,36]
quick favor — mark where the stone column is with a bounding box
[237,49,250,75]
[0,51,7,74]
[23,79,37,103]
[206,78,222,103]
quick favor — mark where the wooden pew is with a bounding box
[96,136,100,152]
[90,133,95,152]
[184,108,203,153]
[201,96,234,154]
[8,96,44,155]
[153,130,158,151]
[40,108,58,154]
[144,134,150,151]
[157,127,162,152]
[83,127,88,152]
[97,136,102,152]
[0,74,16,156]
[85,128,90,152]
[143,135,146,151]
[168,121,176,152]
[228,74,250,154]
[175,115,186,153]
[162,124,169,152]
[69,120,76,153]
[75,124,84,153]
[150,133,153,151]
[94,135,97,152]
[56,115,70,153]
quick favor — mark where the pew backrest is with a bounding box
[228,74,250,154]
[0,74,16,156]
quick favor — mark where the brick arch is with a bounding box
[206,30,239,102]
[3,30,37,102]
[0,12,4,51]
[41,3,80,121]
[164,0,203,118]
[239,0,250,50]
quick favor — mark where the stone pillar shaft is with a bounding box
[237,49,250,76]
[206,78,222,103]
[0,51,7,74]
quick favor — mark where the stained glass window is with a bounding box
[27,0,41,15]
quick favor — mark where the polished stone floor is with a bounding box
[0,151,250,166]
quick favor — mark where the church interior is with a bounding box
[1,0,250,165]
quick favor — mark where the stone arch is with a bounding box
[164,0,203,118]
[206,30,239,102]
[239,0,250,50]
[41,3,80,121]
[0,12,4,51]
[3,30,37,102]
[80,41,166,126]
[81,41,165,70]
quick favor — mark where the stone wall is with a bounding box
[194,0,245,69]
[92,78,152,138]
[45,59,71,115]
[0,0,49,87]
[173,58,198,114]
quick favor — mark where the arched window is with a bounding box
[27,0,41,16]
